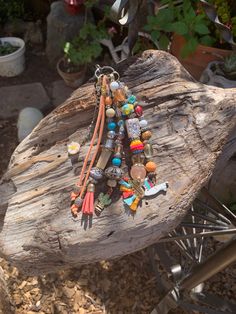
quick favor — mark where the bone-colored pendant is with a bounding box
[144,182,168,196]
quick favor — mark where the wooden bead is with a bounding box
[145,161,157,172]
[142,130,152,140]
[105,96,113,106]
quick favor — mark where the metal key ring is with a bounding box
[95,65,120,81]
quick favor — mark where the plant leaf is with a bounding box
[194,23,210,35]
[172,21,188,35]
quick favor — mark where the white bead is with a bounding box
[139,119,148,128]
[106,108,116,118]
[110,81,119,91]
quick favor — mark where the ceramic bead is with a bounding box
[110,81,119,91]
[128,95,136,104]
[145,161,157,172]
[90,167,104,180]
[130,164,146,181]
[107,122,116,130]
[134,105,143,117]
[106,108,116,118]
[112,157,122,167]
[122,103,134,115]
[130,139,144,153]
[142,130,152,140]
[105,96,113,106]
[125,118,141,139]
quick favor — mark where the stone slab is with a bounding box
[0,82,50,118]
[52,80,74,107]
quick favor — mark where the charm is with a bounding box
[67,141,80,155]
[95,192,112,216]
[144,180,168,197]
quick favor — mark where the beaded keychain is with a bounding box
[69,65,168,217]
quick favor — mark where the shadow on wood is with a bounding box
[0,50,235,275]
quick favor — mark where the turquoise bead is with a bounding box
[107,122,116,130]
[112,157,122,167]
[128,95,136,104]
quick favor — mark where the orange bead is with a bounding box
[105,96,113,106]
[113,88,126,102]
[145,161,157,172]
[142,130,152,140]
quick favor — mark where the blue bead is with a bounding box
[107,122,116,130]
[112,157,122,167]
[128,95,136,104]
[117,120,124,127]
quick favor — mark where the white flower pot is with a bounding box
[0,37,25,77]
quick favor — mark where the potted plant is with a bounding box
[57,19,109,88]
[0,37,25,77]
[144,0,235,79]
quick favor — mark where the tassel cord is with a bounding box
[78,75,107,199]
[75,75,106,193]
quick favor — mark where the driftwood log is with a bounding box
[0,50,235,275]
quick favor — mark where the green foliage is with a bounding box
[0,41,19,56]
[0,0,25,25]
[63,22,109,70]
[221,53,236,79]
[144,0,216,57]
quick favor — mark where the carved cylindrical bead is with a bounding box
[144,143,154,159]
[96,148,112,170]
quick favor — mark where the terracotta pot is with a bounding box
[57,58,87,88]
[170,34,232,80]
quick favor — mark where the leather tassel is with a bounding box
[82,183,95,215]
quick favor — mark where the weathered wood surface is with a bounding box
[0,50,235,275]
[0,267,14,314]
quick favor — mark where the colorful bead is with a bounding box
[110,81,119,91]
[130,164,146,181]
[125,118,141,139]
[107,122,116,130]
[130,139,144,153]
[117,120,124,127]
[134,105,143,117]
[113,88,126,102]
[90,167,104,180]
[106,108,116,118]
[112,157,122,167]
[142,130,152,140]
[139,119,148,128]
[122,103,134,115]
[145,161,157,172]
[105,96,113,106]
[128,95,136,104]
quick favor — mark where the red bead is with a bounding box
[134,105,143,117]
